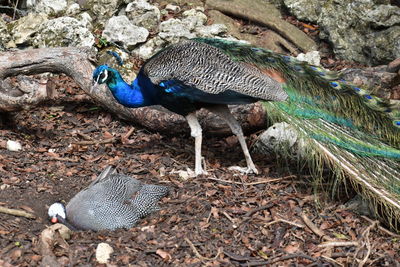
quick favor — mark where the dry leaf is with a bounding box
[156,249,172,261]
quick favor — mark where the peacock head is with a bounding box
[48,202,67,224]
[93,65,113,85]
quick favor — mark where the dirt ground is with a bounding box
[0,76,399,266]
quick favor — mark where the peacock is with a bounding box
[93,38,400,226]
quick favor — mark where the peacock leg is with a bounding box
[207,105,259,174]
[185,113,208,176]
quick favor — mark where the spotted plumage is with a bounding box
[48,167,169,231]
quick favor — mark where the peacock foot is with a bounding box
[195,167,209,176]
[228,166,259,174]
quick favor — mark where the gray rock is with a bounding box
[165,4,181,13]
[182,9,208,30]
[32,17,95,48]
[257,122,298,154]
[366,26,400,64]
[0,18,10,49]
[66,3,81,16]
[133,37,166,60]
[364,4,400,27]
[76,12,93,30]
[283,0,400,65]
[125,0,161,31]
[102,16,149,50]
[296,51,321,66]
[80,0,124,26]
[33,0,68,15]
[195,24,227,37]
[158,18,196,43]
[8,13,48,48]
[254,122,305,156]
[283,0,320,22]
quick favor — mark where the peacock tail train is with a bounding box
[195,38,400,228]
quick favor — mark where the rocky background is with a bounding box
[1,0,400,69]
[1,0,400,132]
[1,0,400,266]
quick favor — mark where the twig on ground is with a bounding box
[354,220,378,267]
[184,237,221,262]
[300,211,332,241]
[44,156,79,162]
[223,251,255,262]
[361,216,400,237]
[242,253,319,266]
[122,127,135,140]
[76,131,93,141]
[72,138,117,145]
[264,218,305,229]
[204,175,296,186]
[0,206,35,219]
[239,202,275,226]
[320,255,344,267]
[222,211,238,228]
[318,241,359,248]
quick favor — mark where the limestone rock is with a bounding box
[32,17,95,48]
[95,243,113,264]
[158,18,196,43]
[8,13,48,47]
[283,0,400,65]
[33,0,68,15]
[296,51,321,66]
[254,122,305,156]
[125,0,161,31]
[66,3,81,16]
[0,18,10,50]
[195,24,227,37]
[7,140,22,152]
[182,9,208,30]
[133,36,166,59]
[79,0,124,26]
[76,12,93,30]
[366,26,400,65]
[102,16,149,50]
[165,4,181,13]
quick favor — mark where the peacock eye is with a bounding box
[98,70,108,83]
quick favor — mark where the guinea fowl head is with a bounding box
[48,202,67,223]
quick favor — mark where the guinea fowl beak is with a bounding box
[51,217,58,223]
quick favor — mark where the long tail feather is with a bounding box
[195,37,400,229]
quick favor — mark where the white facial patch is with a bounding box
[48,202,66,219]
[100,69,108,83]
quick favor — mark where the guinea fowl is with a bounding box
[48,166,169,231]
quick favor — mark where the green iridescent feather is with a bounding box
[195,37,400,229]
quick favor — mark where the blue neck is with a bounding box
[106,69,154,108]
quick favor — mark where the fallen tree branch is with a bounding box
[0,206,35,219]
[0,47,266,135]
